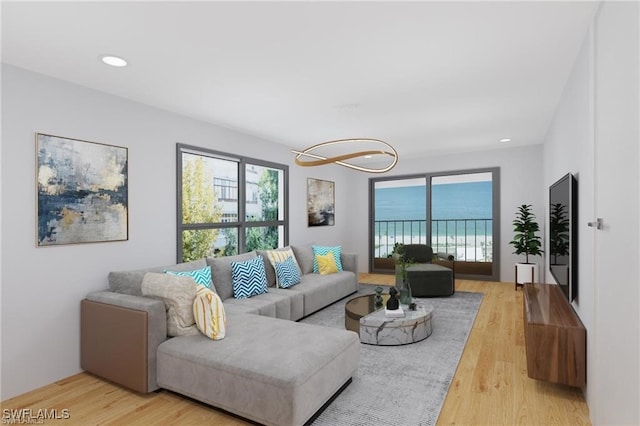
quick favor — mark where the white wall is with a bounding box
[591,1,639,423]
[542,27,595,402]
[0,65,352,399]
[348,144,544,282]
[543,2,640,423]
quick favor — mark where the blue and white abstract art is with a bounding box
[36,133,128,246]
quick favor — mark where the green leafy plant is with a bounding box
[391,243,414,282]
[549,203,570,264]
[509,204,543,264]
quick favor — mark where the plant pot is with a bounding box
[515,262,539,285]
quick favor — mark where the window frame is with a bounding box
[368,167,500,281]
[176,143,289,262]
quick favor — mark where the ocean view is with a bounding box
[375,181,492,221]
[374,181,493,260]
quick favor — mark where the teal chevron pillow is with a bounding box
[312,245,343,273]
[274,256,301,288]
[165,265,214,290]
[231,256,268,299]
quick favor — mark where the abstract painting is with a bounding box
[36,133,128,246]
[307,178,334,227]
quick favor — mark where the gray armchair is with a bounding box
[402,244,434,263]
[398,244,455,297]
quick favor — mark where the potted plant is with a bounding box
[549,203,570,264]
[549,202,570,285]
[392,243,414,304]
[509,204,543,288]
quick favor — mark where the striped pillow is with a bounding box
[265,247,301,287]
[231,256,269,299]
[165,265,214,290]
[312,245,343,273]
[274,256,301,288]
[193,286,226,340]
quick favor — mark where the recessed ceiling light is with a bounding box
[499,138,512,143]
[100,55,128,67]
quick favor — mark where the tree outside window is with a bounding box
[177,144,287,262]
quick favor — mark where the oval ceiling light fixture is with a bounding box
[100,55,128,67]
[292,138,398,173]
[499,138,512,143]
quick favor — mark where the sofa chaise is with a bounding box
[81,244,360,426]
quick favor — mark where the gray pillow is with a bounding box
[206,252,257,300]
[291,244,314,275]
[108,259,207,296]
[141,272,199,337]
[256,250,277,287]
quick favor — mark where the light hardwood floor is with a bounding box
[2,275,591,425]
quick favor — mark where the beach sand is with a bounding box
[374,234,493,262]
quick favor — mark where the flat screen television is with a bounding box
[548,173,578,302]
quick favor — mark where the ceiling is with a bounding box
[2,1,599,160]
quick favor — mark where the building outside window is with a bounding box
[177,144,288,262]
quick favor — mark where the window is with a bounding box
[177,144,288,262]
[369,167,500,280]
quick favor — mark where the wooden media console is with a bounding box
[523,282,586,387]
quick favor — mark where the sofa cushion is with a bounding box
[156,312,360,426]
[291,244,314,275]
[206,252,257,300]
[312,245,343,273]
[109,259,207,296]
[165,265,214,290]
[193,286,226,340]
[256,251,277,287]
[274,256,301,288]
[141,272,199,337]
[224,291,291,319]
[291,271,358,316]
[231,256,269,300]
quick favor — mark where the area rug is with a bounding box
[301,285,483,426]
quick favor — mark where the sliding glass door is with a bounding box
[431,171,493,262]
[372,176,427,269]
[370,168,500,280]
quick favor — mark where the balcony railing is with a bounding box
[373,218,493,262]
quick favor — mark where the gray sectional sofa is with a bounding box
[81,244,360,426]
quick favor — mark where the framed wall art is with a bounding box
[36,133,129,246]
[307,178,335,227]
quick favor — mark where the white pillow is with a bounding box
[193,286,226,340]
[141,272,199,337]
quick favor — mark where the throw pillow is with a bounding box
[193,286,226,340]
[265,247,302,287]
[206,252,257,301]
[165,265,214,290]
[312,245,343,273]
[316,252,339,275]
[141,272,199,337]
[274,256,301,288]
[231,256,269,299]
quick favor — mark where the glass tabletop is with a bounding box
[345,294,389,320]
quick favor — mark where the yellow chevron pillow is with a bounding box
[193,286,226,340]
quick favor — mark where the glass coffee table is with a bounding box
[344,294,433,346]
